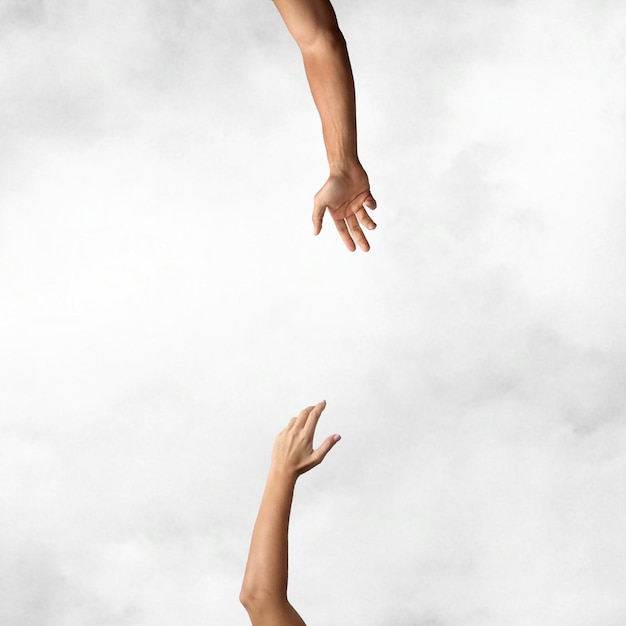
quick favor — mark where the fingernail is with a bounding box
[333,434,341,442]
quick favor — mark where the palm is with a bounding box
[313,166,377,252]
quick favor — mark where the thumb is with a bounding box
[363,192,377,211]
[312,434,341,466]
[312,198,326,236]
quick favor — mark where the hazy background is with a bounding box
[1,0,625,624]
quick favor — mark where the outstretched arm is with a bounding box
[240,401,341,626]
[272,0,378,252]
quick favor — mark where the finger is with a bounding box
[333,217,357,252]
[303,400,326,436]
[356,206,377,231]
[346,214,370,252]
[312,199,326,236]
[311,433,341,466]
[286,416,298,430]
[363,192,377,211]
[296,405,315,428]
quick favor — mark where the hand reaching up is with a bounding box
[271,401,341,481]
[241,400,341,625]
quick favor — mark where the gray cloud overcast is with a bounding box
[1,0,626,625]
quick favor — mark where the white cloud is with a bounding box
[1,0,625,624]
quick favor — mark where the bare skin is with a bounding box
[272,0,378,251]
[240,401,341,626]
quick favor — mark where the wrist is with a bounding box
[328,157,361,178]
[267,467,298,489]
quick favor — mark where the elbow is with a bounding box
[297,24,346,55]
[239,587,252,609]
[239,586,283,615]
[239,585,265,611]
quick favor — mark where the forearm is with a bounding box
[241,470,297,602]
[300,29,360,174]
[272,0,360,174]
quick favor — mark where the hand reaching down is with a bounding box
[313,165,378,252]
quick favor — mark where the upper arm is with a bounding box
[272,0,341,49]
[244,598,307,626]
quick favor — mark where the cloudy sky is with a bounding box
[1,0,626,624]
